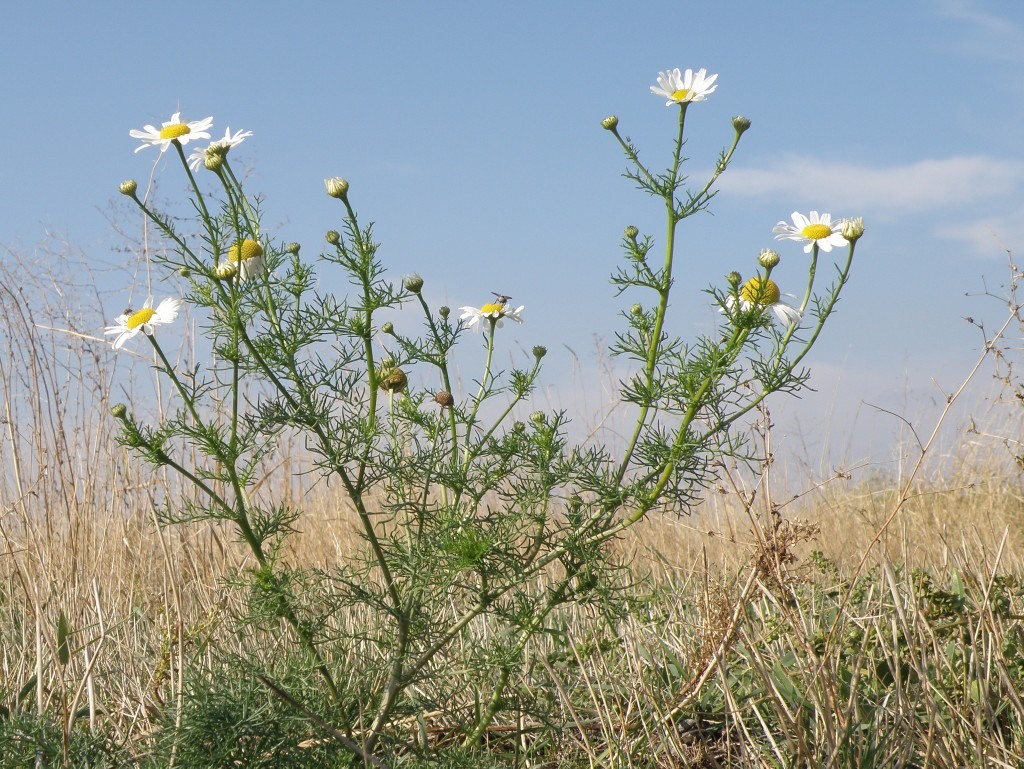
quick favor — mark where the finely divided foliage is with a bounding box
[104,72,862,764]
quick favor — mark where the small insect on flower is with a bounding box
[491,292,511,306]
[105,297,181,349]
[773,211,848,253]
[130,111,214,154]
[459,301,525,332]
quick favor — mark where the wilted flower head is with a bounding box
[130,111,213,154]
[223,239,266,280]
[724,277,801,328]
[650,68,718,106]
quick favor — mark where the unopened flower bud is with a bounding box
[529,411,545,425]
[532,345,547,360]
[110,403,128,420]
[285,242,301,255]
[324,177,350,200]
[625,225,639,241]
[204,152,224,171]
[438,306,450,319]
[403,273,424,293]
[381,321,395,335]
[732,115,751,135]
[215,262,239,280]
[119,180,138,197]
[178,267,191,278]
[601,115,619,131]
[757,249,780,269]
[326,230,341,245]
[727,271,742,287]
[630,303,643,316]
[841,217,865,242]
[434,390,455,408]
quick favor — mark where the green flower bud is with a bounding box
[178,267,191,278]
[119,180,138,197]
[532,345,547,360]
[438,305,450,319]
[326,230,341,245]
[381,321,395,335]
[110,403,128,420]
[529,410,545,425]
[324,177,350,200]
[403,273,424,293]
[625,225,639,241]
[841,216,865,242]
[727,271,742,287]
[285,242,301,255]
[215,262,239,280]
[630,303,643,316]
[732,115,751,135]
[601,115,619,131]
[757,249,780,269]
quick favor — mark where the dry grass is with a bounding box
[4,243,1024,767]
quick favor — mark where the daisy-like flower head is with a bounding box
[650,68,718,106]
[724,276,801,328]
[105,297,181,349]
[187,126,253,171]
[130,111,214,154]
[773,211,848,254]
[221,239,266,281]
[458,302,525,332]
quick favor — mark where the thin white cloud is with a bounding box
[722,155,1024,214]
[937,209,1024,256]
[934,0,1024,63]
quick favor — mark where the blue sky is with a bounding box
[3,0,1023,467]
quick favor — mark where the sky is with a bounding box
[2,0,1023,473]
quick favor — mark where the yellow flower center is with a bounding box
[159,123,191,140]
[480,303,504,315]
[801,223,832,240]
[671,88,692,102]
[127,307,156,330]
[228,239,264,263]
[740,277,781,305]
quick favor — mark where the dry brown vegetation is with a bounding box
[4,244,1024,767]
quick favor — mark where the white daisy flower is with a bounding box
[105,297,181,349]
[724,277,801,328]
[650,68,719,106]
[130,111,214,154]
[458,302,525,332]
[773,211,848,253]
[187,126,253,171]
[220,239,266,281]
